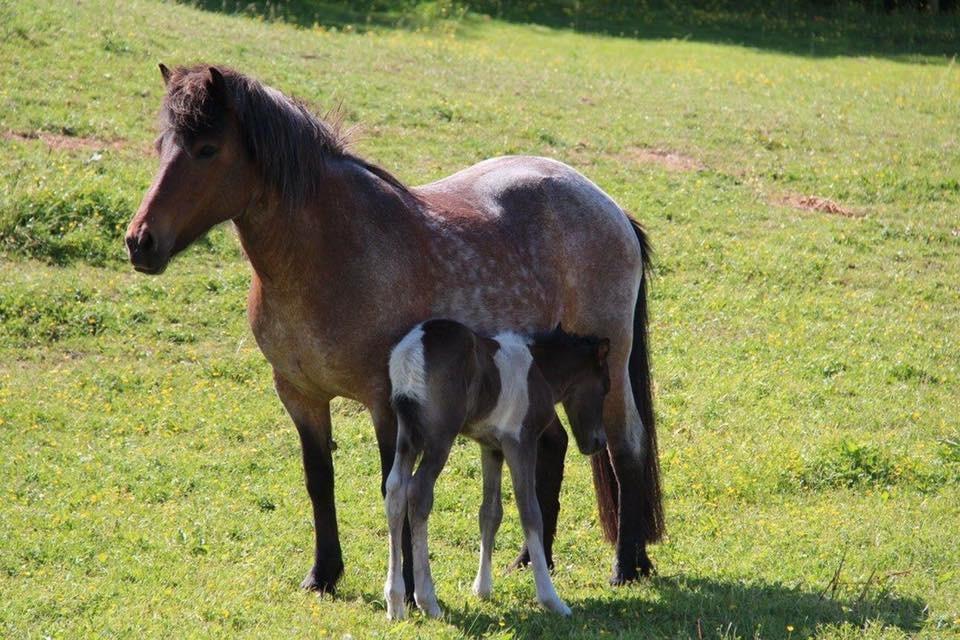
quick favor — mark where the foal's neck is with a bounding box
[529,348,582,401]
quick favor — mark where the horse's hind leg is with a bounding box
[502,438,571,616]
[384,426,418,620]
[473,446,504,599]
[511,412,567,571]
[407,439,455,618]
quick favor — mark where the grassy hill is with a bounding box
[1,1,958,637]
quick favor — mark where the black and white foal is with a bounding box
[384,319,611,619]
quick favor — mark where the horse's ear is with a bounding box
[159,63,172,87]
[596,338,610,364]
[207,66,229,107]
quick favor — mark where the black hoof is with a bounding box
[609,568,639,586]
[508,547,555,572]
[638,556,657,578]
[300,560,344,594]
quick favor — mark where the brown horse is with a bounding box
[125,64,664,595]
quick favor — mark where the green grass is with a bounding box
[1,1,959,637]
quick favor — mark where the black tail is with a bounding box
[591,216,664,544]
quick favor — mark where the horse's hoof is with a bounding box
[609,567,639,586]
[300,561,344,594]
[509,548,554,572]
[638,559,656,578]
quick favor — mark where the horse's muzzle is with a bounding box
[125,228,168,275]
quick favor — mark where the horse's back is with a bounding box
[415,156,643,333]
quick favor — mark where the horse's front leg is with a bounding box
[473,446,504,599]
[511,412,567,570]
[502,436,571,616]
[370,404,415,602]
[274,375,343,593]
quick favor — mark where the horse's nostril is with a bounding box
[140,230,155,252]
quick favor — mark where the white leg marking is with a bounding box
[411,512,443,618]
[384,456,411,620]
[526,532,571,616]
[473,449,503,599]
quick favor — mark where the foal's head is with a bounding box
[530,326,611,456]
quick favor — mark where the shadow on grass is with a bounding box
[355,573,927,639]
[181,0,960,61]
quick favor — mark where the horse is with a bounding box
[124,64,664,597]
[384,320,611,619]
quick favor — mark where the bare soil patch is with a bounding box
[3,130,125,152]
[778,193,863,218]
[620,147,704,172]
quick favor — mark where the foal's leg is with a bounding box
[473,446,504,599]
[274,376,343,594]
[511,412,567,570]
[502,438,571,616]
[371,404,415,602]
[384,428,419,620]
[406,440,456,618]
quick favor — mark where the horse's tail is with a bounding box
[591,216,664,544]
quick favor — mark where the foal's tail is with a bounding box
[591,216,665,545]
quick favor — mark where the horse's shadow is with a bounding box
[354,573,927,639]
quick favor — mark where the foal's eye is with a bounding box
[196,145,218,159]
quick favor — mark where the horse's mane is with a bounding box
[160,64,415,212]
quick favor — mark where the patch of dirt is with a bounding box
[620,147,704,172]
[778,193,863,218]
[3,130,125,152]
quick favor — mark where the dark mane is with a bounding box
[160,64,415,212]
[530,325,603,355]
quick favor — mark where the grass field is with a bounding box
[2,1,959,637]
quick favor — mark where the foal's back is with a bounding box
[389,319,496,431]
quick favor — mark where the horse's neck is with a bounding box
[234,157,422,292]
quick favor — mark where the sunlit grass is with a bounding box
[1,1,958,637]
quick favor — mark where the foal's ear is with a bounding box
[207,66,229,107]
[158,63,172,87]
[596,338,610,364]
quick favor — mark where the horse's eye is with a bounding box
[196,145,218,159]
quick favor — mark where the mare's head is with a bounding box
[531,326,611,456]
[125,64,346,274]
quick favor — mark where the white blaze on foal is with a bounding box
[384,319,611,620]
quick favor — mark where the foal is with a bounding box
[384,319,611,619]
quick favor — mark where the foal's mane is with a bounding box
[160,64,415,212]
[530,326,603,355]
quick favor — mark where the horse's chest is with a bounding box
[249,294,364,397]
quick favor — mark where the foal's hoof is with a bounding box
[420,601,443,619]
[541,597,572,616]
[385,595,406,621]
[300,561,344,594]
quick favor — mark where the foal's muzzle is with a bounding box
[579,433,608,456]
